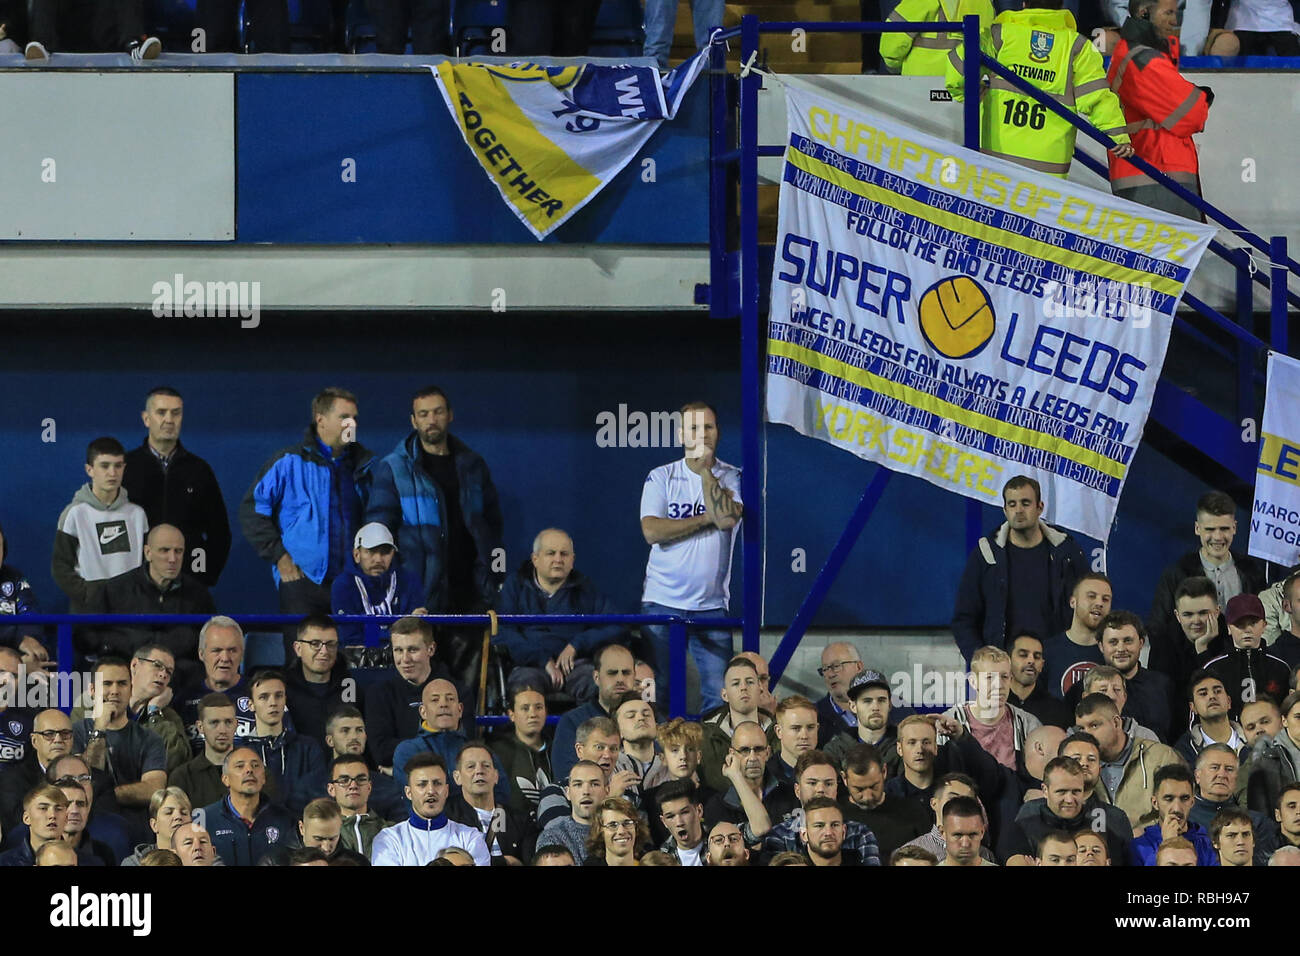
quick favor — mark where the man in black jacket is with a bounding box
[122,387,231,587]
[1148,491,1268,672]
[284,615,357,751]
[446,741,536,865]
[951,476,1087,666]
[363,616,468,770]
[80,524,215,682]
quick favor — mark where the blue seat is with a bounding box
[589,0,644,59]
[288,0,335,52]
[244,631,286,669]
[453,0,506,56]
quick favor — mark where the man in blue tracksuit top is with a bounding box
[331,522,426,645]
[235,670,326,815]
[492,527,629,702]
[199,746,296,866]
[240,387,374,654]
[390,677,510,804]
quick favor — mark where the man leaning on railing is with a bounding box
[1107,0,1213,221]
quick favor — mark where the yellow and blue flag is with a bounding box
[433,52,708,239]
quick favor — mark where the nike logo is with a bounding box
[99,527,126,545]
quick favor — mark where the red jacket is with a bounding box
[1106,24,1209,190]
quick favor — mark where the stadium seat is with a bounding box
[288,0,335,52]
[245,631,287,669]
[589,0,645,59]
[343,0,378,53]
[453,0,506,57]
[149,0,198,50]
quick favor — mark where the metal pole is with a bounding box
[669,618,689,718]
[962,14,981,151]
[768,468,893,683]
[708,36,731,318]
[1272,236,1290,356]
[740,13,764,655]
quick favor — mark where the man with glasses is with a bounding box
[701,656,778,794]
[1,708,74,833]
[703,720,779,848]
[45,754,132,863]
[704,819,750,866]
[816,642,865,746]
[127,645,189,771]
[284,615,356,751]
[328,754,396,859]
[324,706,407,820]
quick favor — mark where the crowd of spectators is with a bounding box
[0,382,1297,867]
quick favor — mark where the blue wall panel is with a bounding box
[235,73,709,244]
[0,313,1220,631]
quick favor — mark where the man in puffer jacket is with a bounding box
[1107,0,1213,218]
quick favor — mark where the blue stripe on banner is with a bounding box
[787,133,1192,287]
[781,163,1178,318]
[767,351,1123,499]
[769,320,1135,466]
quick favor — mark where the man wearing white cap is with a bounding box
[331,523,427,646]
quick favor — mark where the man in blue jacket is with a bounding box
[240,387,374,654]
[1130,764,1219,866]
[198,746,296,867]
[951,476,1087,666]
[365,386,503,686]
[390,678,509,804]
[492,528,628,702]
[331,523,425,645]
[235,670,326,815]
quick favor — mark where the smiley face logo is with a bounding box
[916,275,997,359]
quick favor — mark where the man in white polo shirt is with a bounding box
[639,402,743,713]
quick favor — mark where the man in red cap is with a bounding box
[1201,594,1292,717]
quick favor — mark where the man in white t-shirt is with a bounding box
[639,402,743,713]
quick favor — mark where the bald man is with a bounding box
[816,642,865,747]
[1021,725,1068,801]
[81,523,215,682]
[391,678,511,803]
[492,527,627,703]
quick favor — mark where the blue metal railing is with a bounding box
[706,15,1295,682]
[11,612,739,721]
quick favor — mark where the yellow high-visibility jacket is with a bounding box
[944,8,1130,178]
[881,0,997,76]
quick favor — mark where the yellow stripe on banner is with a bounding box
[786,148,1182,298]
[1259,432,1300,488]
[769,337,1128,479]
[437,63,602,236]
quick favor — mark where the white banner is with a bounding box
[1249,351,1300,565]
[766,85,1216,541]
